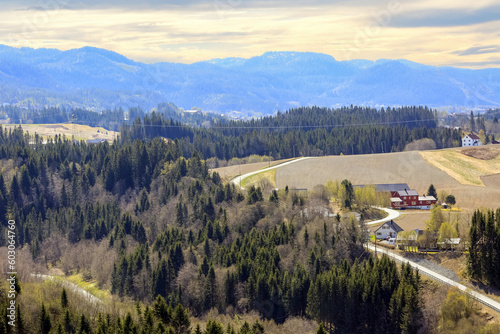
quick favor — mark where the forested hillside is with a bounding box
[0,126,423,333]
[121,105,462,160]
[0,102,222,131]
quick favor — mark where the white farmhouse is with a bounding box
[462,133,482,147]
[375,220,404,240]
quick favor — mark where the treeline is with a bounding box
[467,208,500,288]
[0,102,223,131]
[121,106,462,160]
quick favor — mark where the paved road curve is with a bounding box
[365,207,400,225]
[231,157,315,189]
[366,244,500,314]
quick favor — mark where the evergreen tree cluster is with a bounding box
[467,208,500,288]
[121,106,462,159]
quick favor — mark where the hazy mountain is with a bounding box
[1,45,499,115]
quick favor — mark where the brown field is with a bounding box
[212,159,288,182]
[275,149,500,210]
[2,123,118,142]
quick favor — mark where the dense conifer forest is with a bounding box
[120,106,462,160]
[1,104,463,160]
[0,124,425,333]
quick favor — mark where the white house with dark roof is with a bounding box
[462,133,482,147]
[375,220,404,240]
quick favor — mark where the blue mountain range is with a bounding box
[0,45,499,115]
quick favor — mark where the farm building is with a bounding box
[354,183,409,195]
[86,139,107,145]
[390,189,437,209]
[462,133,481,147]
[375,220,403,239]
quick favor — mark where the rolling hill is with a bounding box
[1,45,500,115]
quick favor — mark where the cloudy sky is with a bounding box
[1,0,499,68]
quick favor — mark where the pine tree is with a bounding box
[427,184,437,199]
[16,304,24,334]
[153,295,171,325]
[79,314,91,334]
[64,309,73,333]
[40,303,52,334]
[316,323,327,334]
[193,324,202,334]
[61,288,69,308]
[204,266,218,310]
[172,304,190,334]
[205,320,224,334]
[470,111,476,133]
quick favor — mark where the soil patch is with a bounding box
[462,147,500,160]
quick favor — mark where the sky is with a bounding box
[0,0,499,68]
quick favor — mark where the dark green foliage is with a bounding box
[307,256,421,334]
[79,314,92,334]
[121,106,459,160]
[445,195,456,206]
[194,324,202,334]
[427,184,437,199]
[171,304,190,334]
[205,320,224,334]
[316,323,327,334]
[467,209,500,288]
[61,288,69,308]
[40,303,51,334]
[246,186,263,205]
[153,296,172,325]
[16,305,24,334]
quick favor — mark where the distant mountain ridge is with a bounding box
[0,45,499,115]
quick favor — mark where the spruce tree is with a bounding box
[427,184,437,199]
[316,323,327,334]
[172,304,190,334]
[61,288,69,308]
[193,324,202,334]
[40,303,51,334]
[205,320,224,334]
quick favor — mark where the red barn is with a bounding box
[390,189,437,209]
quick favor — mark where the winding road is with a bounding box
[366,244,500,313]
[231,157,314,189]
[365,207,400,225]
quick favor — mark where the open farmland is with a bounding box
[275,148,500,210]
[420,146,500,186]
[2,123,118,142]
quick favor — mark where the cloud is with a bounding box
[451,45,500,56]
[390,5,500,27]
[14,0,367,11]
